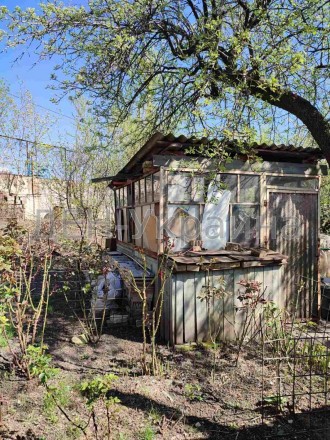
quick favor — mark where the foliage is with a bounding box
[79,373,119,407]
[0,233,54,379]
[138,424,155,440]
[119,245,173,375]
[198,273,228,344]
[235,279,268,363]
[4,1,330,159]
[184,383,204,402]
[43,381,72,424]
[25,344,58,383]
[79,373,121,439]
[60,249,109,345]
[320,175,330,235]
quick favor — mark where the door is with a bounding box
[268,191,318,317]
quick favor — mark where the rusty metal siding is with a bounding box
[268,192,318,318]
[164,266,283,344]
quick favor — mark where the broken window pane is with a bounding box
[240,175,260,203]
[231,204,259,247]
[266,176,318,189]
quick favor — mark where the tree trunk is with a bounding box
[254,86,330,164]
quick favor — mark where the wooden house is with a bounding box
[96,132,325,344]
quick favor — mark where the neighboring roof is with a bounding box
[91,132,323,184]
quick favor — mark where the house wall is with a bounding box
[115,171,161,253]
[161,266,284,345]
[113,158,323,339]
[158,163,321,253]
[0,173,59,225]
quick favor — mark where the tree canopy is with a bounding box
[3,0,330,160]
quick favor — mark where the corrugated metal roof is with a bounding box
[161,133,321,154]
[92,132,322,183]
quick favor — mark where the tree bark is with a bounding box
[275,91,330,163]
[252,85,330,163]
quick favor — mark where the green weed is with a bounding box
[139,424,155,440]
[184,383,204,402]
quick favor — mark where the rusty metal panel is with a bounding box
[268,192,318,318]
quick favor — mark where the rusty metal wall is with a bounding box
[268,192,318,318]
[161,266,283,344]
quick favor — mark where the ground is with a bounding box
[1,319,329,440]
[0,260,329,440]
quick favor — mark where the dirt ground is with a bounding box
[0,263,329,440]
[1,316,329,440]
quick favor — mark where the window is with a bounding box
[140,178,146,203]
[127,184,133,206]
[146,175,153,203]
[166,204,200,251]
[122,186,127,206]
[231,205,260,247]
[266,176,318,189]
[230,175,260,246]
[168,172,204,202]
[240,175,260,202]
[153,173,160,201]
[134,181,140,204]
[218,174,237,202]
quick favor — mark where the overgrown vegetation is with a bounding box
[0,233,54,379]
[1,218,330,439]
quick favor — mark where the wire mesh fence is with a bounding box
[260,335,330,439]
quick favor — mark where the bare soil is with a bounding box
[0,267,329,440]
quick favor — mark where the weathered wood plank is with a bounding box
[163,276,170,343]
[184,274,196,342]
[195,272,208,342]
[170,278,175,345]
[222,270,235,341]
[234,269,246,339]
[175,275,184,344]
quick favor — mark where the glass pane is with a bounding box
[146,175,152,203]
[218,174,237,202]
[266,176,318,189]
[122,186,127,206]
[153,173,160,202]
[168,173,192,202]
[166,204,200,251]
[240,175,260,203]
[115,189,120,208]
[118,188,123,207]
[231,205,259,247]
[140,178,146,203]
[127,184,133,206]
[134,181,140,205]
[192,176,204,202]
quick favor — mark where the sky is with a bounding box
[0,0,83,144]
